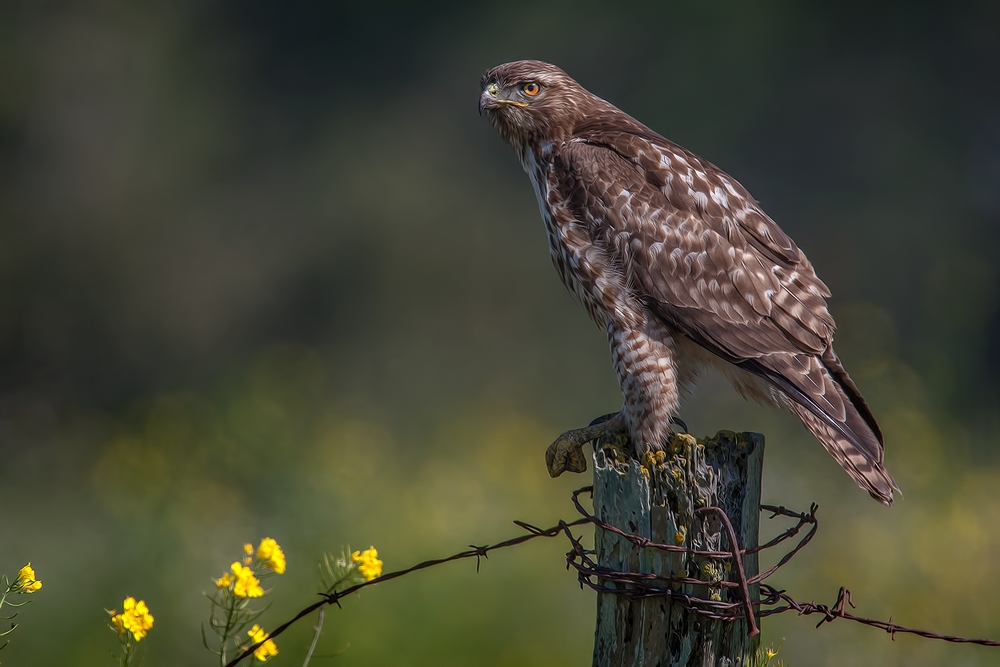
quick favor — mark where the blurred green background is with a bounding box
[2,1,999,665]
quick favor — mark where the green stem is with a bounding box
[0,576,15,613]
[301,607,324,667]
[219,593,239,667]
[119,633,135,667]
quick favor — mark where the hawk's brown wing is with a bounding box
[550,134,896,503]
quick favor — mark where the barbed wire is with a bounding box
[223,516,591,667]
[226,486,1000,666]
[563,487,1000,645]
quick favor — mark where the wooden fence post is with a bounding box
[591,430,764,667]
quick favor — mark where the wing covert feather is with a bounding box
[552,138,834,360]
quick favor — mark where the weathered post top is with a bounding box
[591,430,764,667]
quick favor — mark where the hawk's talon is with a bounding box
[545,435,589,477]
[545,414,627,477]
[669,416,689,433]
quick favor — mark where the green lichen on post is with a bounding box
[592,430,764,667]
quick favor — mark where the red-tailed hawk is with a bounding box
[479,60,897,505]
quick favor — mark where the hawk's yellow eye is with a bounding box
[523,82,540,96]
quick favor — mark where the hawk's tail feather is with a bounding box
[820,346,884,449]
[742,349,898,505]
[786,400,898,506]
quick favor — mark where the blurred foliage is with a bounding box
[1,1,999,665]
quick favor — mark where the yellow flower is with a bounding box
[247,624,278,661]
[214,572,234,589]
[351,546,383,581]
[257,537,286,574]
[16,562,42,592]
[244,543,254,555]
[111,597,154,641]
[231,562,263,598]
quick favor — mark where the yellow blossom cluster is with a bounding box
[230,562,264,598]
[110,597,155,641]
[0,562,42,656]
[215,538,286,597]
[351,546,383,581]
[247,624,279,661]
[257,537,286,574]
[206,537,287,661]
[212,537,285,598]
[15,562,42,592]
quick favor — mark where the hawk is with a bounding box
[479,60,897,505]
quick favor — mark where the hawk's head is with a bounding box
[480,60,601,152]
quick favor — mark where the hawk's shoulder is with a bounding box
[569,116,814,269]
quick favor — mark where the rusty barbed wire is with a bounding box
[563,486,1000,647]
[226,486,1000,665]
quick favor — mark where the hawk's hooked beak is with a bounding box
[479,83,528,115]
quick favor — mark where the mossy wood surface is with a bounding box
[592,431,764,667]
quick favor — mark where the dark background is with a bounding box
[2,1,999,665]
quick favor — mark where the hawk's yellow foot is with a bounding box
[545,413,627,477]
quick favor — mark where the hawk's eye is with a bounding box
[522,82,540,96]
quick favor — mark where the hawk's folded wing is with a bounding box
[548,135,894,500]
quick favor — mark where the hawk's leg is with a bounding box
[545,412,627,477]
[609,319,683,457]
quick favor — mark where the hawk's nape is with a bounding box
[479,60,897,505]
